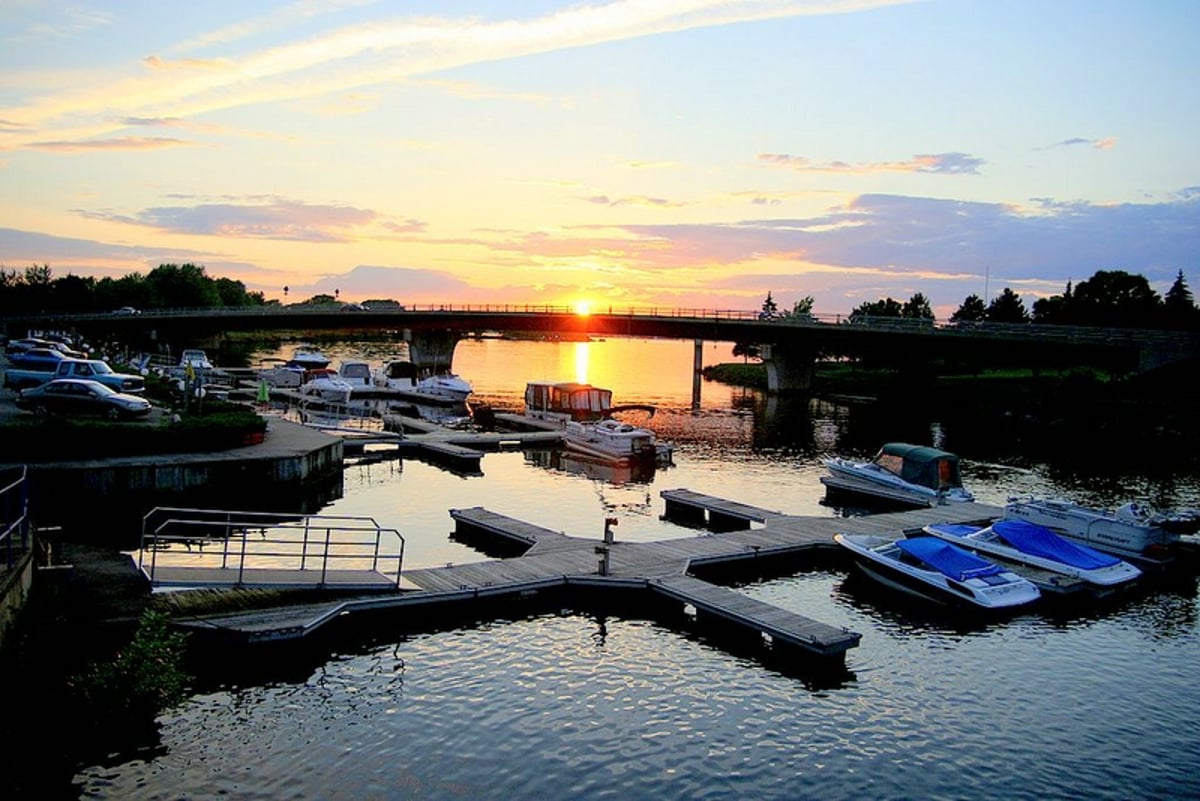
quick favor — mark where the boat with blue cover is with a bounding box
[923,519,1142,595]
[834,532,1041,610]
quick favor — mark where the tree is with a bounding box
[849,297,903,320]
[986,287,1029,324]
[902,292,934,320]
[759,291,779,319]
[732,341,761,362]
[1162,270,1198,330]
[784,296,815,319]
[1071,270,1161,328]
[950,294,987,323]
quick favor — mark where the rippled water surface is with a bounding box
[75,337,1200,800]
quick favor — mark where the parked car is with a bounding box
[15,378,153,420]
[7,347,68,371]
[5,337,54,357]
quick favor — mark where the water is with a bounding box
[74,337,1200,800]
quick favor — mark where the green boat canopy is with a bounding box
[872,442,965,492]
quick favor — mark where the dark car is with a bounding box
[15,378,153,420]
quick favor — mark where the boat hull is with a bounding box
[835,534,1040,611]
[1004,498,1179,562]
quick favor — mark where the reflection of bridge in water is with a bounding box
[20,305,1199,395]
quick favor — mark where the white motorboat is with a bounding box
[835,532,1041,610]
[259,360,305,388]
[179,349,214,371]
[298,367,353,404]
[1004,496,1198,562]
[523,381,673,465]
[373,358,472,403]
[923,519,1142,594]
[564,417,674,465]
[288,347,331,370]
[338,360,374,388]
[821,442,974,507]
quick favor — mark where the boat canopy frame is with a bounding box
[873,442,966,493]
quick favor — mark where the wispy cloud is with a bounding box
[2,0,918,149]
[1040,137,1117,150]
[757,152,985,175]
[26,136,195,152]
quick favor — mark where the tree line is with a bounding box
[0,263,266,315]
[845,269,1199,331]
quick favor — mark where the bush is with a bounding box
[0,400,267,461]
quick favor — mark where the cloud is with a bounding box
[2,1,920,149]
[1040,137,1117,151]
[24,136,195,152]
[76,198,381,242]
[757,152,984,175]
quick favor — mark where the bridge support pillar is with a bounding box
[402,329,464,373]
[760,343,816,393]
[692,339,703,410]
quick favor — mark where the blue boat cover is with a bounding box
[992,519,1119,569]
[896,537,1003,581]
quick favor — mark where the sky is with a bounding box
[2,0,1198,320]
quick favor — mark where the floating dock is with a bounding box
[165,490,1007,667]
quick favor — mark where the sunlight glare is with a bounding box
[574,342,589,384]
[573,300,592,316]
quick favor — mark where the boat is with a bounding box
[834,532,1041,610]
[821,442,974,507]
[297,367,353,404]
[373,358,472,403]
[287,347,331,370]
[923,519,1142,594]
[258,359,305,388]
[564,417,674,465]
[179,349,214,371]
[523,381,673,465]
[1003,496,1199,563]
[338,360,374,388]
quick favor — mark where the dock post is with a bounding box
[692,339,703,410]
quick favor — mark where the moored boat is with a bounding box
[523,381,673,465]
[821,442,974,507]
[834,532,1041,610]
[298,367,353,404]
[373,358,472,403]
[338,360,374,388]
[288,346,331,370]
[1004,496,1198,563]
[923,519,1142,595]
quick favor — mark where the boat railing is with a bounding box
[137,506,404,589]
[0,465,30,572]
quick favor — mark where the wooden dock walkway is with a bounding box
[167,489,1006,667]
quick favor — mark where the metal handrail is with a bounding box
[138,506,404,589]
[0,466,30,571]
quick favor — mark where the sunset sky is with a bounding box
[2,0,1197,319]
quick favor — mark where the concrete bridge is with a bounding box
[6,305,1196,393]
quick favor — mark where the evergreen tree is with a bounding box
[1162,270,1198,329]
[950,294,987,323]
[986,287,1029,323]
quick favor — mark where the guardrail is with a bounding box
[0,466,30,571]
[138,507,404,589]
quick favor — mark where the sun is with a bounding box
[572,299,592,316]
